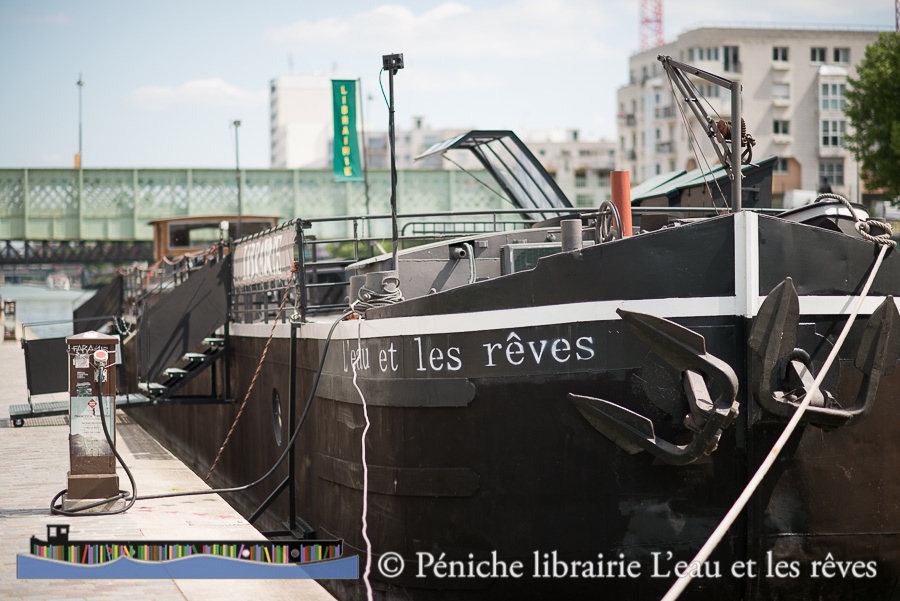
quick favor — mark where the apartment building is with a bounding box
[616,26,884,203]
[269,75,336,169]
[525,130,617,209]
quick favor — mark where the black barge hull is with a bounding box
[127,212,900,600]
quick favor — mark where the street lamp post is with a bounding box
[233,120,242,236]
[77,74,83,169]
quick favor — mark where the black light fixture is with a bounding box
[382,53,404,271]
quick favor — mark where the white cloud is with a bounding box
[666,0,891,37]
[265,0,628,62]
[128,79,267,112]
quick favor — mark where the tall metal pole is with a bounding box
[730,81,742,212]
[388,68,399,270]
[77,74,83,169]
[382,53,403,271]
[233,120,242,236]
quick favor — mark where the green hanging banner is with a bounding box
[332,80,363,182]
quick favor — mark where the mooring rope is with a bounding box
[205,263,299,481]
[815,192,896,248]
[350,274,404,313]
[662,234,893,601]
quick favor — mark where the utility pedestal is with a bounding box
[63,331,120,510]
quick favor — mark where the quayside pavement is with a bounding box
[0,334,336,601]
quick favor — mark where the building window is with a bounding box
[689,47,720,61]
[773,46,789,62]
[810,47,826,63]
[773,158,790,174]
[773,120,790,135]
[696,83,720,98]
[820,159,844,185]
[772,83,790,100]
[723,46,739,72]
[833,47,850,64]
[574,170,587,188]
[575,193,594,206]
[821,83,847,110]
[820,120,846,147]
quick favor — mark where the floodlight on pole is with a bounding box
[76,74,83,169]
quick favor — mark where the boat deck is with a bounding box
[0,334,335,601]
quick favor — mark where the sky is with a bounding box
[0,0,893,169]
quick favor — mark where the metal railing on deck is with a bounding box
[186,204,786,327]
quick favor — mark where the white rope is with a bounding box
[351,319,374,601]
[463,242,476,284]
[662,242,891,601]
[351,275,404,313]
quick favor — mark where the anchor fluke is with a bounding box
[571,310,740,466]
[750,278,900,428]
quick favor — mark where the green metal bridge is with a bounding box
[0,168,501,264]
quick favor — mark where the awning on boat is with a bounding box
[631,156,777,209]
[416,130,573,218]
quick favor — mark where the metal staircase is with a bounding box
[137,336,230,403]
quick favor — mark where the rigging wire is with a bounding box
[665,72,729,213]
[440,154,514,207]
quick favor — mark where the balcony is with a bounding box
[654,106,676,119]
[655,141,674,154]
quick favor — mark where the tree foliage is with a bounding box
[845,33,900,202]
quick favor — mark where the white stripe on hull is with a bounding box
[230,294,895,341]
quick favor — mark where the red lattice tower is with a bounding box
[640,0,664,51]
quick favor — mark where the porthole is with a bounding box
[272,388,283,446]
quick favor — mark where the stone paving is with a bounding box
[0,334,336,601]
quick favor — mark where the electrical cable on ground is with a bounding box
[51,309,351,513]
[51,356,137,516]
[206,263,299,480]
